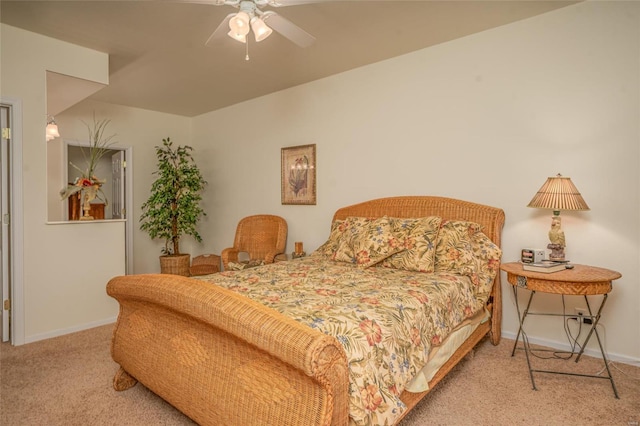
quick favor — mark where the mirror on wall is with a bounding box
[47,138,127,222]
[65,144,125,221]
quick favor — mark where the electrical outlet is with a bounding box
[575,308,593,325]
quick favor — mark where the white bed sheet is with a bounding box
[405,308,490,392]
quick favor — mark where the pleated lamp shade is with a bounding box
[527,174,590,213]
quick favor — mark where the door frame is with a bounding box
[0,97,25,345]
[1,104,10,342]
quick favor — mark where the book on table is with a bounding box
[522,261,566,273]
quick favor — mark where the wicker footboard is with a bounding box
[107,274,349,426]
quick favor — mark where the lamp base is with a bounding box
[547,243,565,261]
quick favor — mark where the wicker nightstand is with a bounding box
[500,262,622,398]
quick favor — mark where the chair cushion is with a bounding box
[226,260,266,271]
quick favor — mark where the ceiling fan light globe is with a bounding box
[227,29,247,43]
[251,17,272,42]
[229,11,250,35]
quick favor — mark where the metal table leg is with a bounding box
[575,294,619,398]
[511,285,535,356]
[511,286,538,391]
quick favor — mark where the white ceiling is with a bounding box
[1,1,577,117]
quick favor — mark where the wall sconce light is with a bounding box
[46,116,60,142]
[527,173,590,261]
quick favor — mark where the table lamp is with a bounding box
[527,173,590,261]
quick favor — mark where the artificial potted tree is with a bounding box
[140,138,207,276]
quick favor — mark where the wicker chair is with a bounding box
[221,215,288,270]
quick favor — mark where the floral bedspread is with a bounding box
[196,256,486,426]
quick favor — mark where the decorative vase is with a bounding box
[79,185,99,221]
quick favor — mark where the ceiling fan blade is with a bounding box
[205,13,235,46]
[170,0,236,5]
[262,11,315,48]
[263,0,328,6]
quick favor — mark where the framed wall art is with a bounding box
[281,144,316,205]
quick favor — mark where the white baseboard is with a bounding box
[502,330,640,367]
[23,316,117,345]
[17,318,640,367]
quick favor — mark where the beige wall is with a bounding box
[0,26,191,338]
[0,24,123,342]
[190,2,639,361]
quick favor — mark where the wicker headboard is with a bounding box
[333,196,505,248]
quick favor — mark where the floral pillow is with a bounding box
[433,219,502,298]
[379,216,442,272]
[333,216,405,268]
[328,217,374,260]
[313,219,345,257]
[433,220,483,275]
[467,231,502,299]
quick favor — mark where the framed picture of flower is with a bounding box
[281,144,316,205]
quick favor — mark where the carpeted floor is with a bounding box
[1,324,638,425]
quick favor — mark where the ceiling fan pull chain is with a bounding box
[245,37,250,61]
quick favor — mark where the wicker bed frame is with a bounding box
[107,196,505,426]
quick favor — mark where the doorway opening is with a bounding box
[0,97,25,345]
[1,104,11,343]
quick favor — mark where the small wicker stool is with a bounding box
[190,254,221,276]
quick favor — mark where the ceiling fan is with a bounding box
[202,0,316,49]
